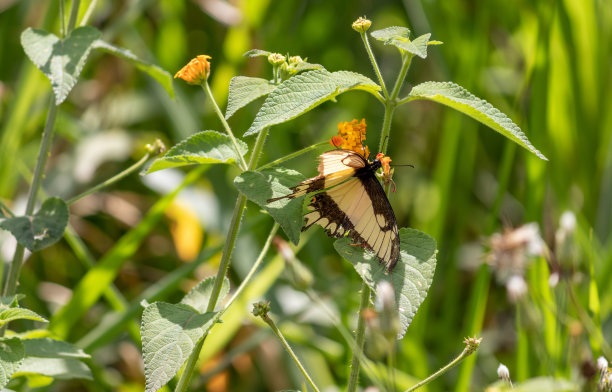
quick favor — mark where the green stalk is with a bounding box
[67,0,81,32]
[256,141,329,172]
[174,126,269,392]
[80,0,98,26]
[2,96,57,299]
[261,313,320,392]
[405,339,481,392]
[347,284,371,392]
[359,31,389,99]
[390,53,413,101]
[203,81,248,171]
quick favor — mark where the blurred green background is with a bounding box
[1,0,611,391]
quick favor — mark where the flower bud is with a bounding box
[352,17,372,33]
[174,55,211,85]
[252,301,271,318]
[599,356,609,373]
[267,53,286,66]
[288,56,304,65]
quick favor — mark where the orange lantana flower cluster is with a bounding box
[174,55,211,85]
[329,119,370,158]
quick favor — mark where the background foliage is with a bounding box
[0,0,611,391]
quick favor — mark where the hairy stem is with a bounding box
[256,141,328,172]
[67,0,81,32]
[360,31,389,99]
[390,53,413,101]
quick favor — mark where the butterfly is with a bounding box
[268,149,400,271]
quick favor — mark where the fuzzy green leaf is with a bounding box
[0,308,47,327]
[180,277,230,313]
[226,76,276,119]
[21,26,101,104]
[244,70,380,136]
[234,168,305,245]
[407,81,547,160]
[370,26,411,43]
[92,40,174,98]
[23,338,89,359]
[13,357,92,381]
[335,228,437,338]
[0,338,24,389]
[0,197,69,252]
[244,49,271,58]
[393,33,431,58]
[147,131,248,173]
[141,302,216,392]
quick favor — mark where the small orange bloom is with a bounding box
[330,119,370,157]
[174,55,211,85]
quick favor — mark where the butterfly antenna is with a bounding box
[391,163,415,168]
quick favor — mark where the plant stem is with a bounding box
[390,53,413,101]
[405,341,480,392]
[360,31,389,100]
[80,0,98,26]
[256,141,329,171]
[67,0,81,32]
[2,96,57,299]
[174,127,269,392]
[67,150,153,205]
[203,81,248,171]
[59,0,66,37]
[347,283,371,392]
[378,102,396,154]
[0,200,15,217]
[262,313,320,392]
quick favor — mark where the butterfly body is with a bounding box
[268,149,400,271]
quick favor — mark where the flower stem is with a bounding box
[390,53,413,101]
[2,95,57,299]
[202,81,248,171]
[174,127,269,392]
[360,31,389,100]
[67,0,81,32]
[347,283,371,392]
[262,313,321,392]
[256,141,329,172]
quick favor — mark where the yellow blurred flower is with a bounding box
[174,55,211,85]
[331,119,370,158]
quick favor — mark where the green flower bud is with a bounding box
[352,17,372,33]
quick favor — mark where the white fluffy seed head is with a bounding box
[497,363,510,381]
[598,356,609,372]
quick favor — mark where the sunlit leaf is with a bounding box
[21,27,101,104]
[393,33,432,58]
[244,70,380,136]
[92,40,175,98]
[0,197,69,252]
[226,76,276,119]
[370,26,411,43]
[244,49,271,58]
[0,308,47,327]
[180,277,230,313]
[141,302,216,392]
[0,338,24,389]
[23,338,90,359]
[335,228,437,338]
[406,81,547,160]
[146,131,248,173]
[13,357,92,381]
[234,168,305,244]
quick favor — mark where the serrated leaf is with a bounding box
[92,40,174,98]
[141,302,216,392]
[244,49,271,58]
[0,197,69,251]
[0,338,24,389]
[21,26,101,104]
[291,61,324,72]
[371,26,411,43]
[407,81,547,160]
[181,277,230,313]
[244,70,380,136]
[234,168,305,245]
[226,76,277,119]
[13,357,92,381]
[335,228,437,339]
[146,131,248,173]
[0,308,47,327]
[393,33,431,58]
[23,338,89,359]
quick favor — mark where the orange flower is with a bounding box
[376,153,395,192]
[330,118,370,158]
[174,55,211,85]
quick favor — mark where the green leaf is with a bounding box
[0,296,24,308]
[393,33,431,58]
[225,76,277,119]
[180,277,230,313]
[370,26,411,43]
[23,338,89,359]
[0,308,47,327]
[13,357,92,381]
[406,81,547,160]
[21,26,101,104]
[291,61,324,73]
[244,49,271,58]
[334,228,437,338]
[0,338,24,389]
[141,302,216,392]
[92,40,174,98]
[146,131,248,173]
[244,69,380,136]
[0,197,69,252]
[234,168,305,244]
